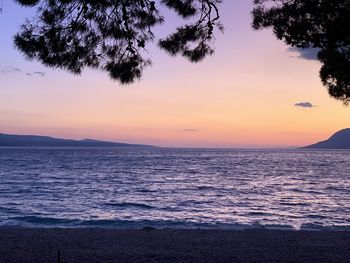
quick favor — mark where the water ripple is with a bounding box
[0,148,349,230]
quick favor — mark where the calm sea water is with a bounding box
[0,148,349,230]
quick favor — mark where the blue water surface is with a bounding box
[0,148,349,230]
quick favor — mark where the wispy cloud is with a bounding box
[294,102,316,108]
[182,129,198,132]
[1,66,46,77]
[26,71,46,77]
[288,47,320,61]
[32,71,45,77]
[0,66,22,73]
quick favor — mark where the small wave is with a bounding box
[196,186,218,191]
[3,216,350,231]
[307,214,328,219]
[291,188,323,195]
[177,200,213,206]
[0,206,21,214]
[299,223,326,231]
[104,202,155,210]
[11,216,79,225]
[77,219,241,229]
[188,170,199,174]
[300,222,350,231]
[279,202,310,207]
[255,224,295,231]
[325,186,350,193]
[247,211,273,217]
[135,188,157,193]
[79,219,120,226]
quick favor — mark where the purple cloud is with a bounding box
[294,102,315,108]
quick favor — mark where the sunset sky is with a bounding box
[1,0,349,148]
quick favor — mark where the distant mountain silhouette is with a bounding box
[0,133,153,147]
[304,128,350,149]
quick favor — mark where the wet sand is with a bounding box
[0,228,349,263]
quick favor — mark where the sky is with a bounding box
[0,0,349,148]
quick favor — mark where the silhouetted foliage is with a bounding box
[252,0,350,104]
[13,0,222,84]
[11,0,350,104]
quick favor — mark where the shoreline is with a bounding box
[1,228,349,263]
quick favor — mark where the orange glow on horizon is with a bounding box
[1,0,349,148]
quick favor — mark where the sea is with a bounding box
[0,147,349,231]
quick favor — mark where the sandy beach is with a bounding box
[0,228,349,263]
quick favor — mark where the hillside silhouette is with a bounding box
[0,133,153,147]
[304,128,350,149]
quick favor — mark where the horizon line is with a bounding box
[0,131,307,149]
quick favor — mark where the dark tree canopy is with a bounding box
[252,0,350,104]
[14,0,222,84]
[11,0,350,104]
